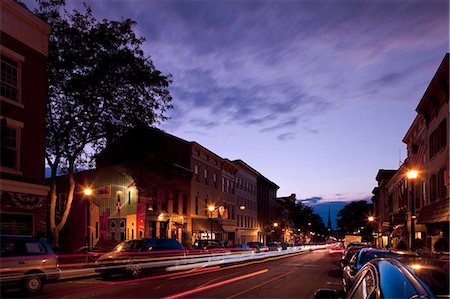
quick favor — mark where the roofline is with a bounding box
[416,53,449,113]
[231,159,260,176]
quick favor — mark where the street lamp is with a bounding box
[239,205,246,211]
[83,188,93,196]
[368,216,374,222]
[83,187,93,252]
[273,222,279,228]
[406,169,418,250]
[208,205,215,240]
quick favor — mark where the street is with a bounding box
[2,250,342,299]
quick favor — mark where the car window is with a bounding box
[25,241,47,255]
[1,241,17,257]
[378,261,417,299]
[114,240,144,252]
[349,269,376,299]
[358,251,398,268]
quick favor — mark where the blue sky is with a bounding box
[27,0,449,225]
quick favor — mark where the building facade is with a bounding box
[256,175,280,243]
[233,160,258,244]
[55,127,284,250]
[0,0,50,237]
[374,53,449,252]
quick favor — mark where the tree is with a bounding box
[336,200,373,241]
[292,202,327,240]
[34,0,173,247]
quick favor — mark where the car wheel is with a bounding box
[128,264,142,278]
[21,273,44,294]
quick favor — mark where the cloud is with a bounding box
[299,196,322,205]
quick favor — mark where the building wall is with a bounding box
[234,160,258,244]
[0,0,50,238]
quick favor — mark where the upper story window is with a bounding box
[0,119,20,171]
[1,55,19,102]
[204,168,208,185]
[429,118,447,159]
[213,173,217,188]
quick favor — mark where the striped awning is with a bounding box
[417,199,450,224]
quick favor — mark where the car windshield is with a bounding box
[358,251,400,267]
[113,240,144,252]
[401,258,450,297]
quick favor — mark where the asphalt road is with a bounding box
[4,250,343,299]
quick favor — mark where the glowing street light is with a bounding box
[406,169,418,250]
[208,205,215,240]
[273,222,279,227]
[83,188,93,196]
[406,170,418,180]
[239,205,246,210]
[368,216,375,222]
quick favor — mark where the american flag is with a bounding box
[409,143,427,168]
[116,194,121,216]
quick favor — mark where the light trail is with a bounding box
[162,269,269,299]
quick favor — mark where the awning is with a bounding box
[192,218,224,233]
[221,225,236,233]
[390,225,406,238]
[417,199,450,224]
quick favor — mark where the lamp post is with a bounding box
[208,205,215,240]
[83,188,93,252]
[406,170,418,250]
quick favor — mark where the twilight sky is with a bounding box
[27,0,449,209]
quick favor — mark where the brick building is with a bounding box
[0,0,50,237]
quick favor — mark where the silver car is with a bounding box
[0,236,61,294]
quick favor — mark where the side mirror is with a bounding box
[314,288,345,299]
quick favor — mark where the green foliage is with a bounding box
[337,200,374,241]
[292,202,327,237]
[36,0,173,171]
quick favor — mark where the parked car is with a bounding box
[247,242,269,253]
[342,248,417,292]
[397,256,450,297]
[0,236,61,294]
[315,258,439,299]
[193,239,225,250]
[225,244,253,253]
[267,242,282,252]
[340,247,364,271]
[94,238,185,278]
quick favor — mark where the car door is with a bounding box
[348,267,378,299]
[343,254,359,292]
[0,239,27,285]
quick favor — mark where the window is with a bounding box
[25,241,47,255]
[204,168,208,185]
[429,118,447,159]
[195,195,199,215]
[0,120,18,169]
[1,55,19,102]
[195,164,199,182]
[173,193,179,214]
[111,221,116,228]
[213,173,217,188]
[182,194,188,214]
